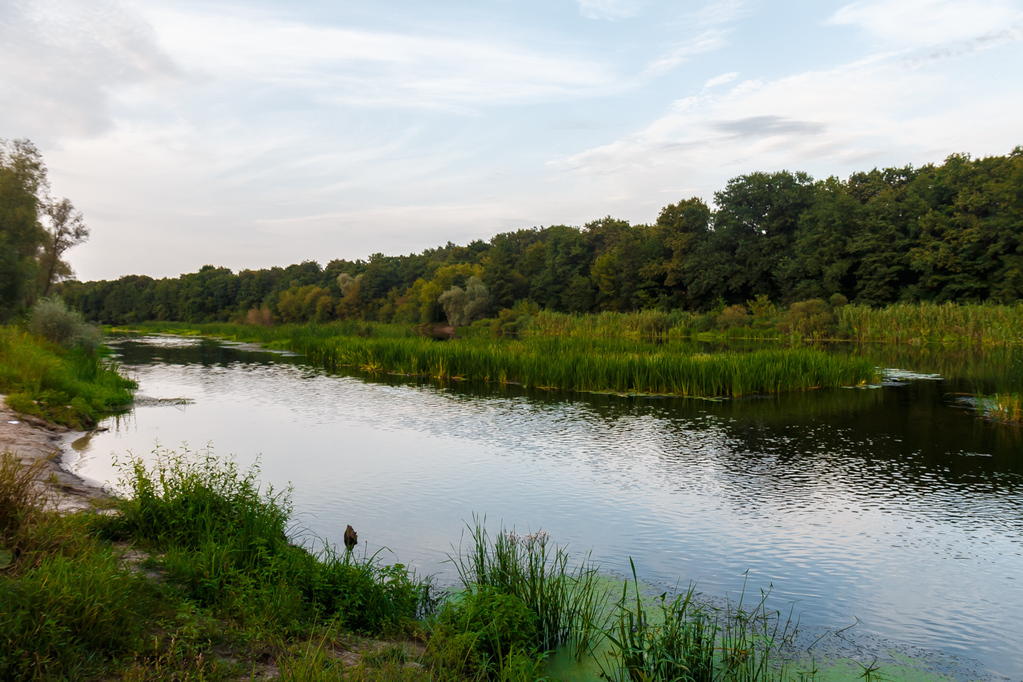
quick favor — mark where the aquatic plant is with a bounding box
[600,563,804,682]
[449,518,610,658]
[837,302,1023,346]
[978,392,1023,426]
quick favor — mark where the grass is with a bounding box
[121,322,879,397]
[0,446,434,681]
[836,302,1023,346]
[977,392,1023,426]
[449,518,610,658]
[598,561,809,682]
[0,326,136,428]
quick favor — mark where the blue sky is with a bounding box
[3,0,1021,280]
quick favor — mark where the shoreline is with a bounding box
[0,395,108,512]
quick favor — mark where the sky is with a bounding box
[2,0,1022,281]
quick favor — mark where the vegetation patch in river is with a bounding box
[123,322,880,397]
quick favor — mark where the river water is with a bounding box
[71,335,1022,680]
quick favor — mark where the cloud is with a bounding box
[141,6,619,109]
[550,39,1023,208]
[712,116,825,138]
[705,71,739,88]
[0,0,179,142]
[576,0,646,20]
[644,30,731,77]
[830,0,1023,47]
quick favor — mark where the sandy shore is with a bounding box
[0,395,107,512]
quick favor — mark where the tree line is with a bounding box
[60,147,1023,326]
[1,139,90,323]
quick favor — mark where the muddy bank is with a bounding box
[0,395,106,512]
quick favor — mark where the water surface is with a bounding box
[73,335,1023,680]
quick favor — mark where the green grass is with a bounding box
[0,447,434,681]
[836,302,1023,346]
[121,322,879,397]
[0,326,136,428]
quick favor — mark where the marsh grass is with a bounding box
[450,519,610,658]
[0,326,135,428]
[838,302,1023,346]
[106,446,435,634]
[141,322,876,397]
[600,563,806,682]
[979,392,1023,426]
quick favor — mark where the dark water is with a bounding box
[72,336,1023,680]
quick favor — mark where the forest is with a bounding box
[60,147,1023,327]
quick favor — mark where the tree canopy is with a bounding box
[0,139,90,321]
[61,147,1023,325]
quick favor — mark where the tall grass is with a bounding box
[0,326,135,427]
[141,323,876,397]
[299,335,877,397]
[1,446,434,680]
[107,446,434,634]
[600,562,806,682]
[838,302,1023,346]
[449,519,610,657]
[978,393,1023,426]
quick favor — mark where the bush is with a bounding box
[718,304,749,330]
[104,446,434,634]
[28,296,99,350]
[782,299,836,338]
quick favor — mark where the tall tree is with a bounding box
[0,139,48,321]
[40,197,89,295]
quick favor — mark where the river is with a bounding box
[70,335,1023,680]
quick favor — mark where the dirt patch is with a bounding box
[0,394,107,512]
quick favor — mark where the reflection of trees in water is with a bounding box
[110,335,1022,531]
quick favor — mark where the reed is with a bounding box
[293,335,877,397]
[838,302,1023,346]
[979,393,1023,426]
[600,563,805,682]
[449,518,610,658]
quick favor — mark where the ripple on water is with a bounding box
[76,336,1023,680]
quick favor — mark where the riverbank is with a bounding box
[0,396,104,512]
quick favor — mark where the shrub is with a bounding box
[28,296,99,350]
[718,304,749,330]
[782,299,835,338]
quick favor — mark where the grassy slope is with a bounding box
[0,326,136,428]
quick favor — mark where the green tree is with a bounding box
[40,197,89,296]
[0,139,48,321]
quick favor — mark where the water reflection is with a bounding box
[75,335,1023,680]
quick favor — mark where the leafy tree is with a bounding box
[0,139,48,321]
[439,276,492,326]
[40,197,89,295]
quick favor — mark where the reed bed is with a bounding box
[294,335,877,397]
[449,518,609,658]
[838,302,1023,346]
[599,562,805,682]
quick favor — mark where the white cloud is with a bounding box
[140,6,619,109]
[644,30,731,77]
[704,71,739,88]
[0,0,178,142]
[551,43,1023,209]
[830,0,1023,47]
